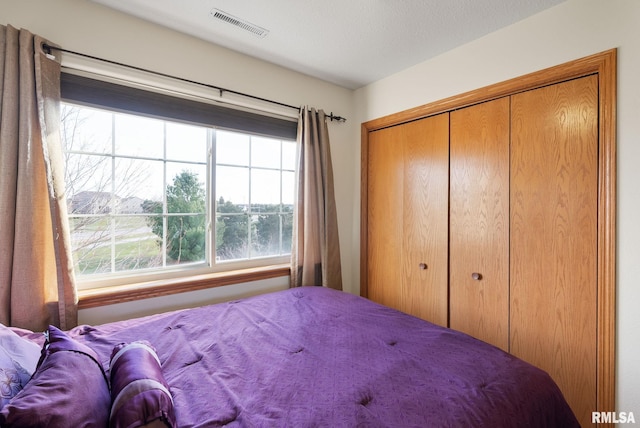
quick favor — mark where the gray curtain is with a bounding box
[290,108,342,290]
[0,25,77,330]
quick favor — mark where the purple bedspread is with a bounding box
[65,287,577,427]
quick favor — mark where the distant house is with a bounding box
[70,192,144,214]
[70,191,112,214]
[119,197,144,214]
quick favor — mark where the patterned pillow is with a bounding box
[109,341,176,428]
[0,325,111,427]
[0,324,41,409]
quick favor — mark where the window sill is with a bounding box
[77,264,291,309]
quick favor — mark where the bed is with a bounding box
[1,286,579,427]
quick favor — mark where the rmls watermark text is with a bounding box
[592,412,636,424]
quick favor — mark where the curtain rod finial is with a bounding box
[327,112,346,123]
[40,43,56,60]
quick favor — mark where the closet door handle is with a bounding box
[418,263,428,270]
[471,272,483,281]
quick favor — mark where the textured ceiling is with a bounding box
[91,0,565,89]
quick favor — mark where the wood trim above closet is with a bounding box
[360,49,616,423]
[361,49,615,132]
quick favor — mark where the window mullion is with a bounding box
[162,121,168,268]
[209,128,216,267]
[279,140,284,255]
[110,112,116,273]
[247,136,253,260]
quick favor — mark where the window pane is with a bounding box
[165,214,206,265]
[113,159,164,214]
[251,214,281,257]
[166,122,208,162]
[66,153,112,214]
[282,171,295,206]
[114,216,162,272]
[165,164,207,214]
[71,193,112,215]
[251,169,281,206]
[69,216,112,275]
[281,212,293,254]
[251,136,281,169]
[215,134,294,263]
[282,141,297,170]
[216,165,249,207]
[217,130,249,166]
[114,113,164,158]
[216,213,248,261]
[61,104,112,154]
[62,102,213,279]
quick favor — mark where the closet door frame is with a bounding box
[360,49,616,418]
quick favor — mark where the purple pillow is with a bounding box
[0,324,41,409]
[109,341,175,428]
[0,325,111,427]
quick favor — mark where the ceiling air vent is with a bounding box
[210,9,269,38]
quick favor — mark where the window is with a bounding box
[60,73,297,289]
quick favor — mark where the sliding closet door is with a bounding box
[367,114,449,326]
[510,75,598,427]
[449,97,510,351]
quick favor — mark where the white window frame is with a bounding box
[60,72,298,291]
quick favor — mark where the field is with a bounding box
[70,216,163,275]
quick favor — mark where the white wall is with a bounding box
[1,0,359,320]
[354,0,640,416]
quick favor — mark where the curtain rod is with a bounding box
[41,43,347,123]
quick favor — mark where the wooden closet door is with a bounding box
[449,97,510,351]
[401,114,449,326]
[510,75,598,427]
[367,125,404,311]
[366,114,449,326]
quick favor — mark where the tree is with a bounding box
[144,171,206,263]
[254,204,293,256]
[215,197,248,260]
[214,200,294,260]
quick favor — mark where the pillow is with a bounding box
[109,341,175,428]
[0,325,111,427]
[0,324,41,408]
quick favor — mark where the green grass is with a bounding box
[75,237,162,275]
[72,216,163,275]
